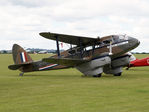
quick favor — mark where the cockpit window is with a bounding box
[112,35,128,43]
[119,35,128,40]
[119,35,124,40]
[124,35,128,40]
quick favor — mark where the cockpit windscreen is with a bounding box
[112,35,128,43]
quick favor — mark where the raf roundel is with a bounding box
[147,59,149,64]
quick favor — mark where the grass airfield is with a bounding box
[0,54,149,112]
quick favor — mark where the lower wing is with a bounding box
[42,57,88,67]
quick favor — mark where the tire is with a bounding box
[114,72,122,76]
[126,67,129,70]
[93,74,102,77]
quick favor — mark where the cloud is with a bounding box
[0,0,149,52]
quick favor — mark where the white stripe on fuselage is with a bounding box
[107,41,128,48]
[39,64,58,70]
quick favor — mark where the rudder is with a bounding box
[12,44,33,64]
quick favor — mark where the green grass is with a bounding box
[0,54,149,112]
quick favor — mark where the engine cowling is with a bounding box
[103,55,130,75]
[76,56,111,76]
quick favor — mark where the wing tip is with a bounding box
[39,32,51,37]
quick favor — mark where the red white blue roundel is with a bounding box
[20,52,28,63]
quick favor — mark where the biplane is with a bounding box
[8,32,140,77]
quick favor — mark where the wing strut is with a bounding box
[79,38,83,58]
[109,41,113,55]
[56,35,60,57]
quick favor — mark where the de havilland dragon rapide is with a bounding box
[8,32,140,77]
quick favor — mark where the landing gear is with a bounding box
[114,72,122,76]
[93,74,102,77]
[19,72,24,76]
[126,67,129,70]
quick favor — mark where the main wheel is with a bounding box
[93,74,102,77]
[126,67,129,70]
[114,72,122,76]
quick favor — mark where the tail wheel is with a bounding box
[19,72,24,76]
[114,72,122,76]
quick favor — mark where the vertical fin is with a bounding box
[12,44,33,64]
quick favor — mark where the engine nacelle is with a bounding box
[111,56,130,68]
[103,66,122,75]
[76,56,111,76]
[103,55,129,75]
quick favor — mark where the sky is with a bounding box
[0,0,149,52]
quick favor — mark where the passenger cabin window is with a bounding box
[68,47,83,55]
[102,38,113,44]
[86,46,92,51]
[76,48,81,53]
[68,50,76,55]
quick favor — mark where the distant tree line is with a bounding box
[131,52,149,54]
[0,50,12,54]
[0,48,64,54]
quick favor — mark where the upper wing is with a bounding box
[39,32,98,46]
[42,57,89,67]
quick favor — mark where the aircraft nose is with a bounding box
[128,37,140,49]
